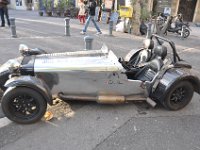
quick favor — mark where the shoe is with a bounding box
[0,25,5,27]
[80,31,86,35]
[96,31,102,35]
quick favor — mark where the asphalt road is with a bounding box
[0,10,200,150]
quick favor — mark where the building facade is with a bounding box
[9,0,38,10]
[8,0,200,22]
[149,0,200,22]
[171,0,200,22]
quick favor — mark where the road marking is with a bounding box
[15,18,106,33]
[178,47,200,54]
[0,117,12,128]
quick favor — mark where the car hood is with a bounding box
[34,48,124,72]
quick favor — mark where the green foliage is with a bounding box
[65,0,74,8]
[130,0,150,20]
[140,3,149,20]
[43,0,53,12]
[37,1,41,10]
[59,0,65,12]
[55,0,65,12]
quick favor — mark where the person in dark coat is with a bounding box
[0,0,10,27]
[80,0,102,35]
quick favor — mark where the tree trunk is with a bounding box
[132,0,141,35]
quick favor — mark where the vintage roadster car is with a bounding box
[0,34,200,124]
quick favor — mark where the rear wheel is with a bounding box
[163,81,193,110]
[1,87,47,124]
[179,28,190,38]
[183,28,190,38]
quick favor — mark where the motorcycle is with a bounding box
[162,14,191,38]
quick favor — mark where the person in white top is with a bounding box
[78,0,86,24]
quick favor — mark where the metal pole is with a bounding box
[64,18,70,36]
[146,22,152,39]
[109,20,113,36]
[181,25,186,40]
[128,19,131,34]
[9,18,17,38]
[84,36,94,50]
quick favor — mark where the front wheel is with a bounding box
[162,81,194,110]
[1,87,47,124]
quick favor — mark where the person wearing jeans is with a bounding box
[0,0,10,27]
[80,0,102,35]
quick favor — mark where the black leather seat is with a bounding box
[134,45,168,81]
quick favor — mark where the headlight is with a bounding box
[0,59,21,73]
[19,44,30,56]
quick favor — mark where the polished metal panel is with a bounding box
[33,48,146,96]
[34,47,123,72]
[36,71,145,96]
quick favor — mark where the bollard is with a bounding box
[9,18,17,38]
[64,18,70,36]
[84,36,94,50]
[109,20,113,36]
[181,25,186,40]
[146,22,152,39]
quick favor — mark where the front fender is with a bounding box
[4,76,53,105]
[151,68,200,101]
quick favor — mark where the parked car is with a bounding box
[0,34,200,124]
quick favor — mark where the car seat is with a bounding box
[134,45,167,81]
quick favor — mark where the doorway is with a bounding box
[178,0,197,22]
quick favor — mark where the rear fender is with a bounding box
[151,68,200,100]
[4,76,53,105]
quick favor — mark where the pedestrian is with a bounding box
[78,0,86,24]
[80,0,102,35]
[0,0,10,27]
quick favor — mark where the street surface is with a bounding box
[0,10,200,150]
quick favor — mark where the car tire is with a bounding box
[163,81,194,110]
[1,87,47,124]
[0,70,10,91]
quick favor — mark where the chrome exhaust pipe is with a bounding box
[58,93,155,106]
[97,95,125,104]
[58,92,96,101]
[58,92,125,104]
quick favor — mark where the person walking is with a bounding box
[78,0,86,24]
[80,0,102,35]
[0,0,10,27]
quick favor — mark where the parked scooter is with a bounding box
[161,13,191,38]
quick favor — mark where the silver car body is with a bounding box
[34,45,145,99]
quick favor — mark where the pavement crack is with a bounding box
[92,117,133,150]
[92,114,200,150]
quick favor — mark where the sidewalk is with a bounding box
[6,9,200,38]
